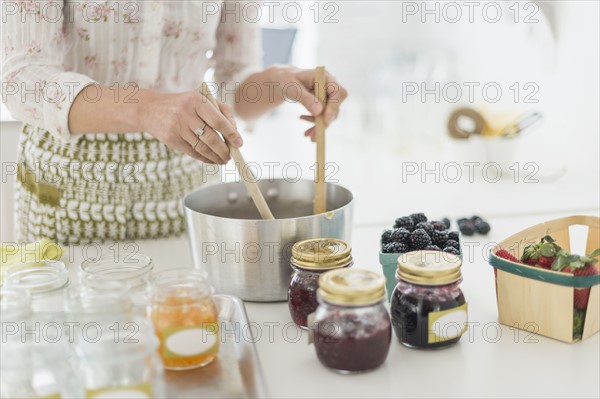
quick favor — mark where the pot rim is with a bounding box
[182,179,355,222]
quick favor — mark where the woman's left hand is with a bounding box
[236,66,348,139]
[290,68,348,141]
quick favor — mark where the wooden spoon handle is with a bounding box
[313,66,327,215]
[199,84,275,220]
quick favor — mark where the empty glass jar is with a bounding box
[0,286,32,325]
[149,269,219,370]
[390,250,467,349]
[1,287,78,398]
[80,254,153,315]
[288,238,353,328]
[3,260,69,314]
[64,279,135,331]
[313,269,391,373]
[73,317,165,398]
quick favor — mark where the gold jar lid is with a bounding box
[317,269,386,306]
[291,238,352,270]
[397,250,462,286]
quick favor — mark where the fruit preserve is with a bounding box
[313,269,391,373]
[149,269,219,370]
[390,250,467,349]
[288,239,353,328]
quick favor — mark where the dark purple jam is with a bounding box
[314,315,391,373]
[390,286,466,349]
[288,271,320,327]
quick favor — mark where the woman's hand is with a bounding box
[139,90,243,164]
[235,66,348,140]
[274,67,348,141]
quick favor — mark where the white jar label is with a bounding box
[86,383,153,398]
[428,302,468,344]
[162,323,219,359]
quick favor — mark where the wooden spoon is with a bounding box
[199,83,275,220]
[313,66,328,215]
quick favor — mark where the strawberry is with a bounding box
[574,288,591,310]
[574,263,600,277]
[494,249,522,279]
[495,249,521,263]
[521,235,562,269]
[552,249,600,310]
[537,256,555,270]
[573,263,599,310]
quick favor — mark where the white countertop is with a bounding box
[59,209,599,399]
[3,99,599,398]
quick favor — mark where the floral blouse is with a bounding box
[2,0,262,142]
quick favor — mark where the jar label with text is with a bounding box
[162,323,219,359]
[428,302,468,344]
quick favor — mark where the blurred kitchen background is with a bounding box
[2,0,599,240]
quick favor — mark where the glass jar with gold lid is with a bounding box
[288,238,353,328]
[390,250,467,349]
[312,269,391,373]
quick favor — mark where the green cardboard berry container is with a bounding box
[488,215,600,343]
[379,251,402,301]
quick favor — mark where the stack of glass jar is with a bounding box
[0,252,224,397]
[0,285,79,398]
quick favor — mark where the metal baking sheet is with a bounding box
[165,295,268,398]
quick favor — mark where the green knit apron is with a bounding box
[15,124,215,244]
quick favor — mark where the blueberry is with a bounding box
[458,220,475,236]
[475,220,491,235]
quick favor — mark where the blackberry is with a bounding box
[381,229,393,245]
[424,245,441,251]
[410,229,432,249]
[383,242,409,254]
[431,230,449,247]
[443,247,460,256]
[475,220,491,235]
[442,217,451,229]
[446,239,460,250]
[390,228,411,244]
[415,222,433,236]
[458,220,475,236]
[448,231,460,242]
[394,216,414,231]
[410,213,428,224]
[431,221,446,231]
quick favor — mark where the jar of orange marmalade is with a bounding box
[149,269,219,370]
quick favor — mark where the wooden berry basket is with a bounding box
[489,215,600,343]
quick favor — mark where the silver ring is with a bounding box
[194,122,207,137]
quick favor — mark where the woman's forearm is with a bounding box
[234,66,345,122]
[234,67,287,120]
[68,85,155,134]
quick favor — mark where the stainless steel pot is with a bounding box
[183,179,354,302]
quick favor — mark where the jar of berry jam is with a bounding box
[312,269,391,373]
[390,250,467,349]
[288,238,353,328]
